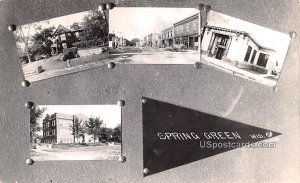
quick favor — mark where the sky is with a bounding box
[109,7,199,41]
[207,11,291,68]
[36,105,121,129]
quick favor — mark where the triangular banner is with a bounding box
[142,97,281,177]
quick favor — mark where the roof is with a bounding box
[161,26,173,33]
[174,13,198,26]
[52,24,72,35]
[53,112,73,120]
[205,25,276,52]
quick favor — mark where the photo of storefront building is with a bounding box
[173,13,200,50]
[201,25,277,75]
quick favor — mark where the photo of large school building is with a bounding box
[42,112,95,144]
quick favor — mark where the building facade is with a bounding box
[161,27,174,48]
[42,113,95,144]
[201,25,277,74]
[173,13,200,50]
[147,33,161,48]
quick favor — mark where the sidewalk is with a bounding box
[201,55,276,87]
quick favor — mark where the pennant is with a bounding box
[142,97,281,176]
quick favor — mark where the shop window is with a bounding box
[256,53,269,68]
[250,50,257,64]
[244,46,252,62]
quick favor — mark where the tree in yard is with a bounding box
[29,26,55,59]
[131,38,140,46]
[98,127,113,143]
[85,117,103,146]
[112,124,121,143]
[69,117,86,145]
[30,106,47,143]
[80,9,108,46]
[14,20,50,63]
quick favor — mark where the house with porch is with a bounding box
[51,24,84,54]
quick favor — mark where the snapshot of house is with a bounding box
[200,10,291,87]
[109,7,200,64]
[30,105,121,161]
[14,8,109,83]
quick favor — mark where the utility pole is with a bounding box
[72,115,75,144]
[198,4,203,52]
[118,32,123,49]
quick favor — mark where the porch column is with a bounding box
[193,36,195,50]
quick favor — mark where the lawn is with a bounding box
[30,144,121,161]
[22,49,109,82]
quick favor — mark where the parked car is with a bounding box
[165,44,187,52]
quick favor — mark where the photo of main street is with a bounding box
[109,7,200,64]
[14,8,109,83]
[30,105,121,161]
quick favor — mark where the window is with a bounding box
[53,129,56,135]
[256,53,269,68]
[186,24,189,33]
[244,46,252,62]
[170,31,172,37]
[193,21,197,30]
[250,50,257,64]
[59,119,63,125]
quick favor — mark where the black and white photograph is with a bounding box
[200,10,291,87]
[14,8,109,83]
[109,7,200,64]
[30,105,121,161]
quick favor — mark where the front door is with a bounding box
[216,48,225,60]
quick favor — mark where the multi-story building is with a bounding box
[42,113,74,144]
[42,113,95,144]
[147,33,161,48]
[161,26,174,48]
[173,13,200,50]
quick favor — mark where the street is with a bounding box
[109,46,200,64]
[31,144,121,161]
